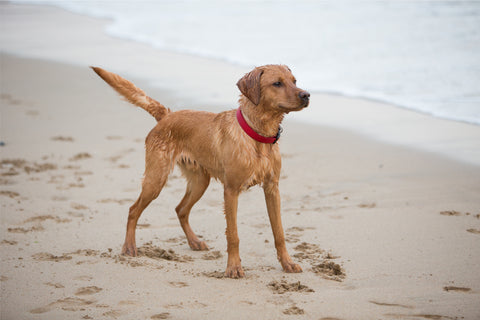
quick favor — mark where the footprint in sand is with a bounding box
[32,252,72,262]
[1,240,17,245]
[168,281,189,288]
[358,202,376,209]
[0,159,25,176]
[293,242,324,261]
[45,282,65,289]
[51,136,74,142]
[71,203,89,210]
[285,226,305,243]
[12,216,71,235]
[69,153,92,161]
[30,297,96,314]
[267,280,314,294]
[8,226,44,233]
[137,242,193,262]
[443,286,471,292]
[440,210,462,216]
[102,310,122,318]
[440,210,480,220]
[292,241,345,281]
[283,304,305,315]
[23,215,71,224]
[202,250,223,260]
[312,261,345,282]
[165,236,187,245]
[151,313,171,319]
[25,163,57,174]
[1,159,57,175]
[75,286,103,296]
[466,228,480,234]
[0,191,20,198]
[369,300,414,309]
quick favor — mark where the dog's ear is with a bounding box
[236,68,264,105]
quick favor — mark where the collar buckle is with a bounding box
[273,126,283,144]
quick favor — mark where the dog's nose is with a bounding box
[299,91,310,101]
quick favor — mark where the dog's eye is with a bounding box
[293,79,297,85]
[273,82,282,87]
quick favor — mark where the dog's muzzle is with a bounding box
[299,90,310,107]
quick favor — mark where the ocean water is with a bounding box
[15,0,480,125]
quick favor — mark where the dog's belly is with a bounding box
[176,150,278,190]
[176,152,224,180]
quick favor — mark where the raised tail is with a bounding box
[90,67,169,121]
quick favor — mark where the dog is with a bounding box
[91,64,310,278]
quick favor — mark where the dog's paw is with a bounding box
[281,260,303,273]
[122,243,138,257]
[225,265,245,279]
[189,240,209,251]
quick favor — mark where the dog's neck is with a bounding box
[239,96,285,138]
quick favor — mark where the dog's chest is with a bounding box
[242,147,280,190]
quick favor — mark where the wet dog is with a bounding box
[91,65,310,278]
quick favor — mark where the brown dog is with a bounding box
[91,65,310,278]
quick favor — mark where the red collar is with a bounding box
[236,108,282,144]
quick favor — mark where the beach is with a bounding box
[1,3,480,320]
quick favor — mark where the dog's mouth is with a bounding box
[300,99,310,109]
[278,101,309,112]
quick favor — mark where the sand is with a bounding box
[1,3,480,320]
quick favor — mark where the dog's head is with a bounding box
[237,65,310,113]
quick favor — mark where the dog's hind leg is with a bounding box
[176,163,211,251]
[122,147,172,256]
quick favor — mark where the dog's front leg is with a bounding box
[264,181,302,273]
[224,187,244,278]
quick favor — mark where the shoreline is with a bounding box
[16,0,480,128]
[310,88,480,128]
[1,3,480,166]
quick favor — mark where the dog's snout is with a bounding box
[299,91,310,101]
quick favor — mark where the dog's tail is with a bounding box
[90,67,169,122]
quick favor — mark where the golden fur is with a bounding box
[91,65,310,278]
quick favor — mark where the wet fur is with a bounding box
[91,65,310,278]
